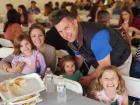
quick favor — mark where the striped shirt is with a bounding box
[136,45,140,61]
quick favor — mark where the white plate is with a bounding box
[0,73,46,102]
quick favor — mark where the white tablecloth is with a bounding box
[0,47,14,58]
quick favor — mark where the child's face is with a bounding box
[64,61,75,75]
[100,70,119,91]
[20,39,32,56]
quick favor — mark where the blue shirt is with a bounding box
[91,29,112,61]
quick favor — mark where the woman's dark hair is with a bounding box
[18,4,28,25]
[6,3,13,10]
[4,9,20,32]
[29,23,45,36]
[119,7,133,26]
[44,3,52,16]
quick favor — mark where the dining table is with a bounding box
[0,72,105,105]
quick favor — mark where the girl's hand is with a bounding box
[16,61,25,70]
[3,63,11,72]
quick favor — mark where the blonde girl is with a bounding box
[91,65,128,105]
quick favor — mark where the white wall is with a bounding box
[0,0,76,16]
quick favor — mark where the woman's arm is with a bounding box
[129,26,140,35]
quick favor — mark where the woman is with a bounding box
[29,24,57,72]
[119,7,140,36]
[4,9,22,41]
[119,7,140,46]
[0,23,57,73]
[17,4,28,26]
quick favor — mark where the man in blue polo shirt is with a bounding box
[49,9,132,85]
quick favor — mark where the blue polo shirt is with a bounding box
[91,29,112,61]
[74,29,112,61]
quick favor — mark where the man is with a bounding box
[28,1,40,15]
[6,3,13,11]
[49,9,132,85]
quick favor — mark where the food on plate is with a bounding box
[9,83,21,95]
[14,78,25,86]
[9,78,25,95]
[0,83,8,92]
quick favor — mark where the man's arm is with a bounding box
[88,54,111,79]
[80,29,112,85]
[80,54,111,85]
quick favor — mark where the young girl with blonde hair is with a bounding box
[91,65,128,105]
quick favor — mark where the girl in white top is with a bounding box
[91,65,128,105]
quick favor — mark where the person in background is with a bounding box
[6,3,13,11]
[89,65,128,105]
[35,3,52,27]
[28,1,40,15]
[97,9,131,46]
[48,9,131,86]
[60,55,82,81]
[3,34,46,76]
[3,9,22,41]
[17,4,28,26]
[119,7,140,47]
[2,3,14,24]
[54,2,60,10]
[119,7,140,34]
[96,10,110,26]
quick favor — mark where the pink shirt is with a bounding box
[96,90,124,105]
[12,50,46,75]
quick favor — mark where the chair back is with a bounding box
[53,75,83,95]
[56,49,69,58]
[0,38,13,47]
[123,76,140,98]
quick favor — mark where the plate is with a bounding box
[0,73,45,102]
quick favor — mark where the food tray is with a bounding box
[0,73,46,102]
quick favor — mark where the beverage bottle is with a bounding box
[57,75,67,103]
[36,59,41,75]
[44,67,54,92]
